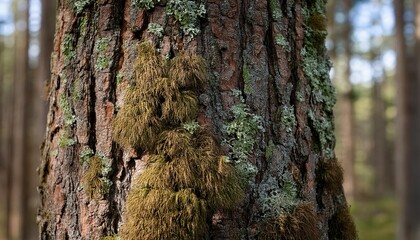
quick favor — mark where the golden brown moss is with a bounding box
[259,202,320,240]
[121,188,207,240]
[317,158,344,194]
[328,205,358,240]
[116,43,244,239]
[81,155,105,199]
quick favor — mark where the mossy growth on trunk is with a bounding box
[113,42,244,239]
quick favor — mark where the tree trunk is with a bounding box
[8,0,30,239]
[395,0,420,239]
[38,1,356,239]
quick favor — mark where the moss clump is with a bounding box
[317,158,344,194]
[328,205,358,240]
[81,154,112,199]
[116,43,243,239]
[259,202,320,240]
[122,188,207,240]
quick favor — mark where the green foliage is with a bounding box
[147,23,164,37]
[225,92,264,162]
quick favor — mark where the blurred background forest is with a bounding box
[0,0,418,239]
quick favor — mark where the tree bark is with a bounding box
[38,0,356,239]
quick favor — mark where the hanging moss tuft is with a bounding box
[317,158,344,194]
[259,202,320,240]
[121,188,208,240]
[328,204,358,240]
[115,43,244,239]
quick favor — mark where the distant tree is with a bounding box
[38,1,357,239]
[394,0,420,239]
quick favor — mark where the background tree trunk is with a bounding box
[395,0,420,238]
[38,1,356,239]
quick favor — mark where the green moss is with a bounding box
[94,37,112,71]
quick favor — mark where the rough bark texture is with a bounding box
[39,0,355,239]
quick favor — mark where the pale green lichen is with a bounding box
[182,120,200,134]
[308,110,335,159]
[74,0,92,14]
[94,38,112,71]
[58,95,76,147]
[79,146,94,164]
[260,172,298,218]
[265,140,275,161]
[269,0,282,20]
[242,63,252,95]
[280,106,297,133]
[148,23,164,37]
[132,0,206,37]
[275,34,291,52]
[224,91,264,162]
[62,34,76,63]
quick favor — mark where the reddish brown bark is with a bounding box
[39,1,355,239]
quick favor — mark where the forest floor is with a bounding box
[351,196,396,240]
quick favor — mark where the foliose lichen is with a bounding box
[132,0,206,37]
[94,37,112,71]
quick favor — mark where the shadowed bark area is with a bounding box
[38,0,355,239]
